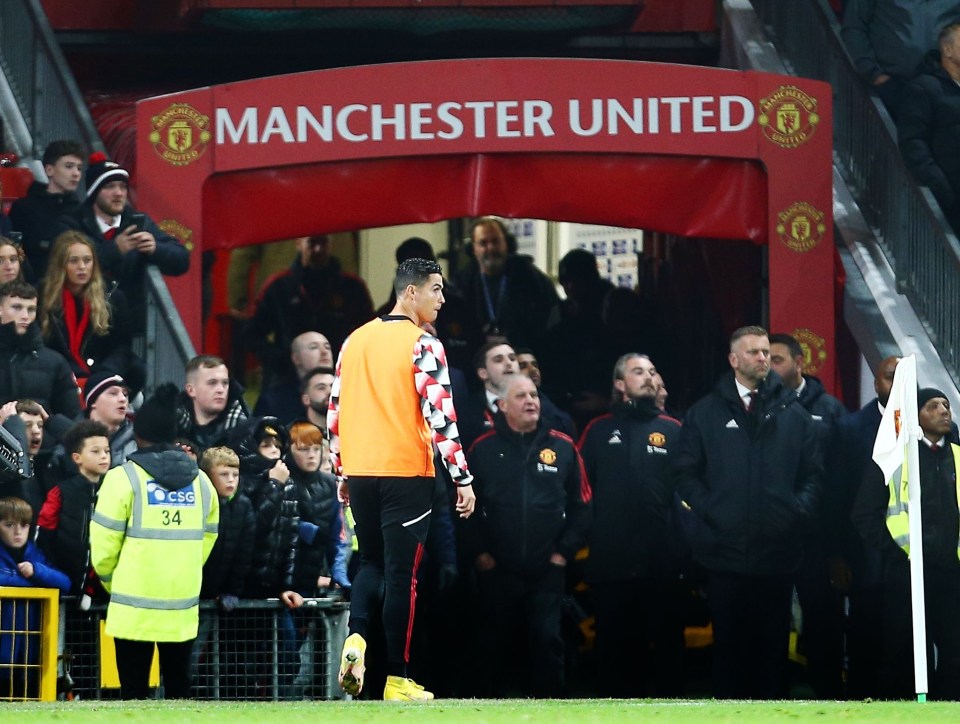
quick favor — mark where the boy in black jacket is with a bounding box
[194,446,255,697]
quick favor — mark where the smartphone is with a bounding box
[130,213,146,233]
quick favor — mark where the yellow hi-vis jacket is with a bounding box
[90,457,218,642]
[885,443,960,558]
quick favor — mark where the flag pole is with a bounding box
[898,356,928,702]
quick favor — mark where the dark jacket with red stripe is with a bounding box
[577,399,684,583]
[465,412,592,575]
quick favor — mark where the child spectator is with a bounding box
[198,446,255,609]
[194,446,255,697]
[286,420,349,596]
[0,496,70,699]
[229,417,299,599]
[36,420,111,600]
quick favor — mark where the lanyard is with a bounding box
[480,273,507,325]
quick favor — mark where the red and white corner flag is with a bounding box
[871,354,927,701]
[872,354,918,482]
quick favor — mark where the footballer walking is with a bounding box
[328,257,475,701]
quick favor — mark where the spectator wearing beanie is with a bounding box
[90,382,218,700]
[57,153,189,332]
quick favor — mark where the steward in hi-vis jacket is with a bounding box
[90,383,218,700]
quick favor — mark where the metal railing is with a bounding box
[61,597,349,701]
[0,1,197,384]
[749,0,960,384]
[0,0,102,166]
[141,267,198,393]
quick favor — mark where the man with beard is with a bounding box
[673,325,822,699]
[456,217,559,356]
[300,366,334,434]
[255,331,334,423]
[249,235,374,385]
[57,153,189,331]
[577,353,685,697]
[769,332,848,697]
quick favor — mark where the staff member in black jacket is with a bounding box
[465,374,592,698]
[673,325,822,699]
[578,353,685,697]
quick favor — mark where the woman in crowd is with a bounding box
[0,236,26,284]
[38,230,144,394]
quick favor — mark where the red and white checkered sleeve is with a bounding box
[414,333,473,486]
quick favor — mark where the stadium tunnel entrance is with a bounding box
[136,58,837,392]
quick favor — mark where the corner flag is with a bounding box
[870,354,927,701]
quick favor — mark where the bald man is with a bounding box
[254,331,334,423]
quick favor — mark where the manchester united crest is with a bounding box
[793,328,827,375]
[776,202,826,253]
[539,448,557,465]
[648,432,666,447]
[149,103,211,167]
[758,86,819,148]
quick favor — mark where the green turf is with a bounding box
[3,699,958,722]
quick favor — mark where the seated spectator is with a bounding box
[0,496,71,699]
[9,139,84,281]
[247,235,374,385]
[57,153,189,331]
[177,355,249,455]
[0,281,80,420]
[198,446,255,610]
[38,230,144,393]
[0,237,25,285]
[36,420,111,599]
[841,0,960,120]
[898,21,960,233]
[254,331,333,423]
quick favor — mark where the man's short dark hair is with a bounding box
[185,354,226,377]
[473,339,513,372]
[729,325,768,349]
[0,280,37,303]
[62,420,110,456]
[393,258,442,297]
[42,140,85,169]
[300,365,335,395]
[769,333,803,360]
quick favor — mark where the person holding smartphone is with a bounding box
[57,152,189,332]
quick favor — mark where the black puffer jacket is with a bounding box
[201,490,255,599]
[0,321,80,418]
[233,419,298,597]
[672,372,822,576]
[578,399,684,583]
[36,472,98,596]
[287,456,340,595]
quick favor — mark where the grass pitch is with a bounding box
[3,699,957,722]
